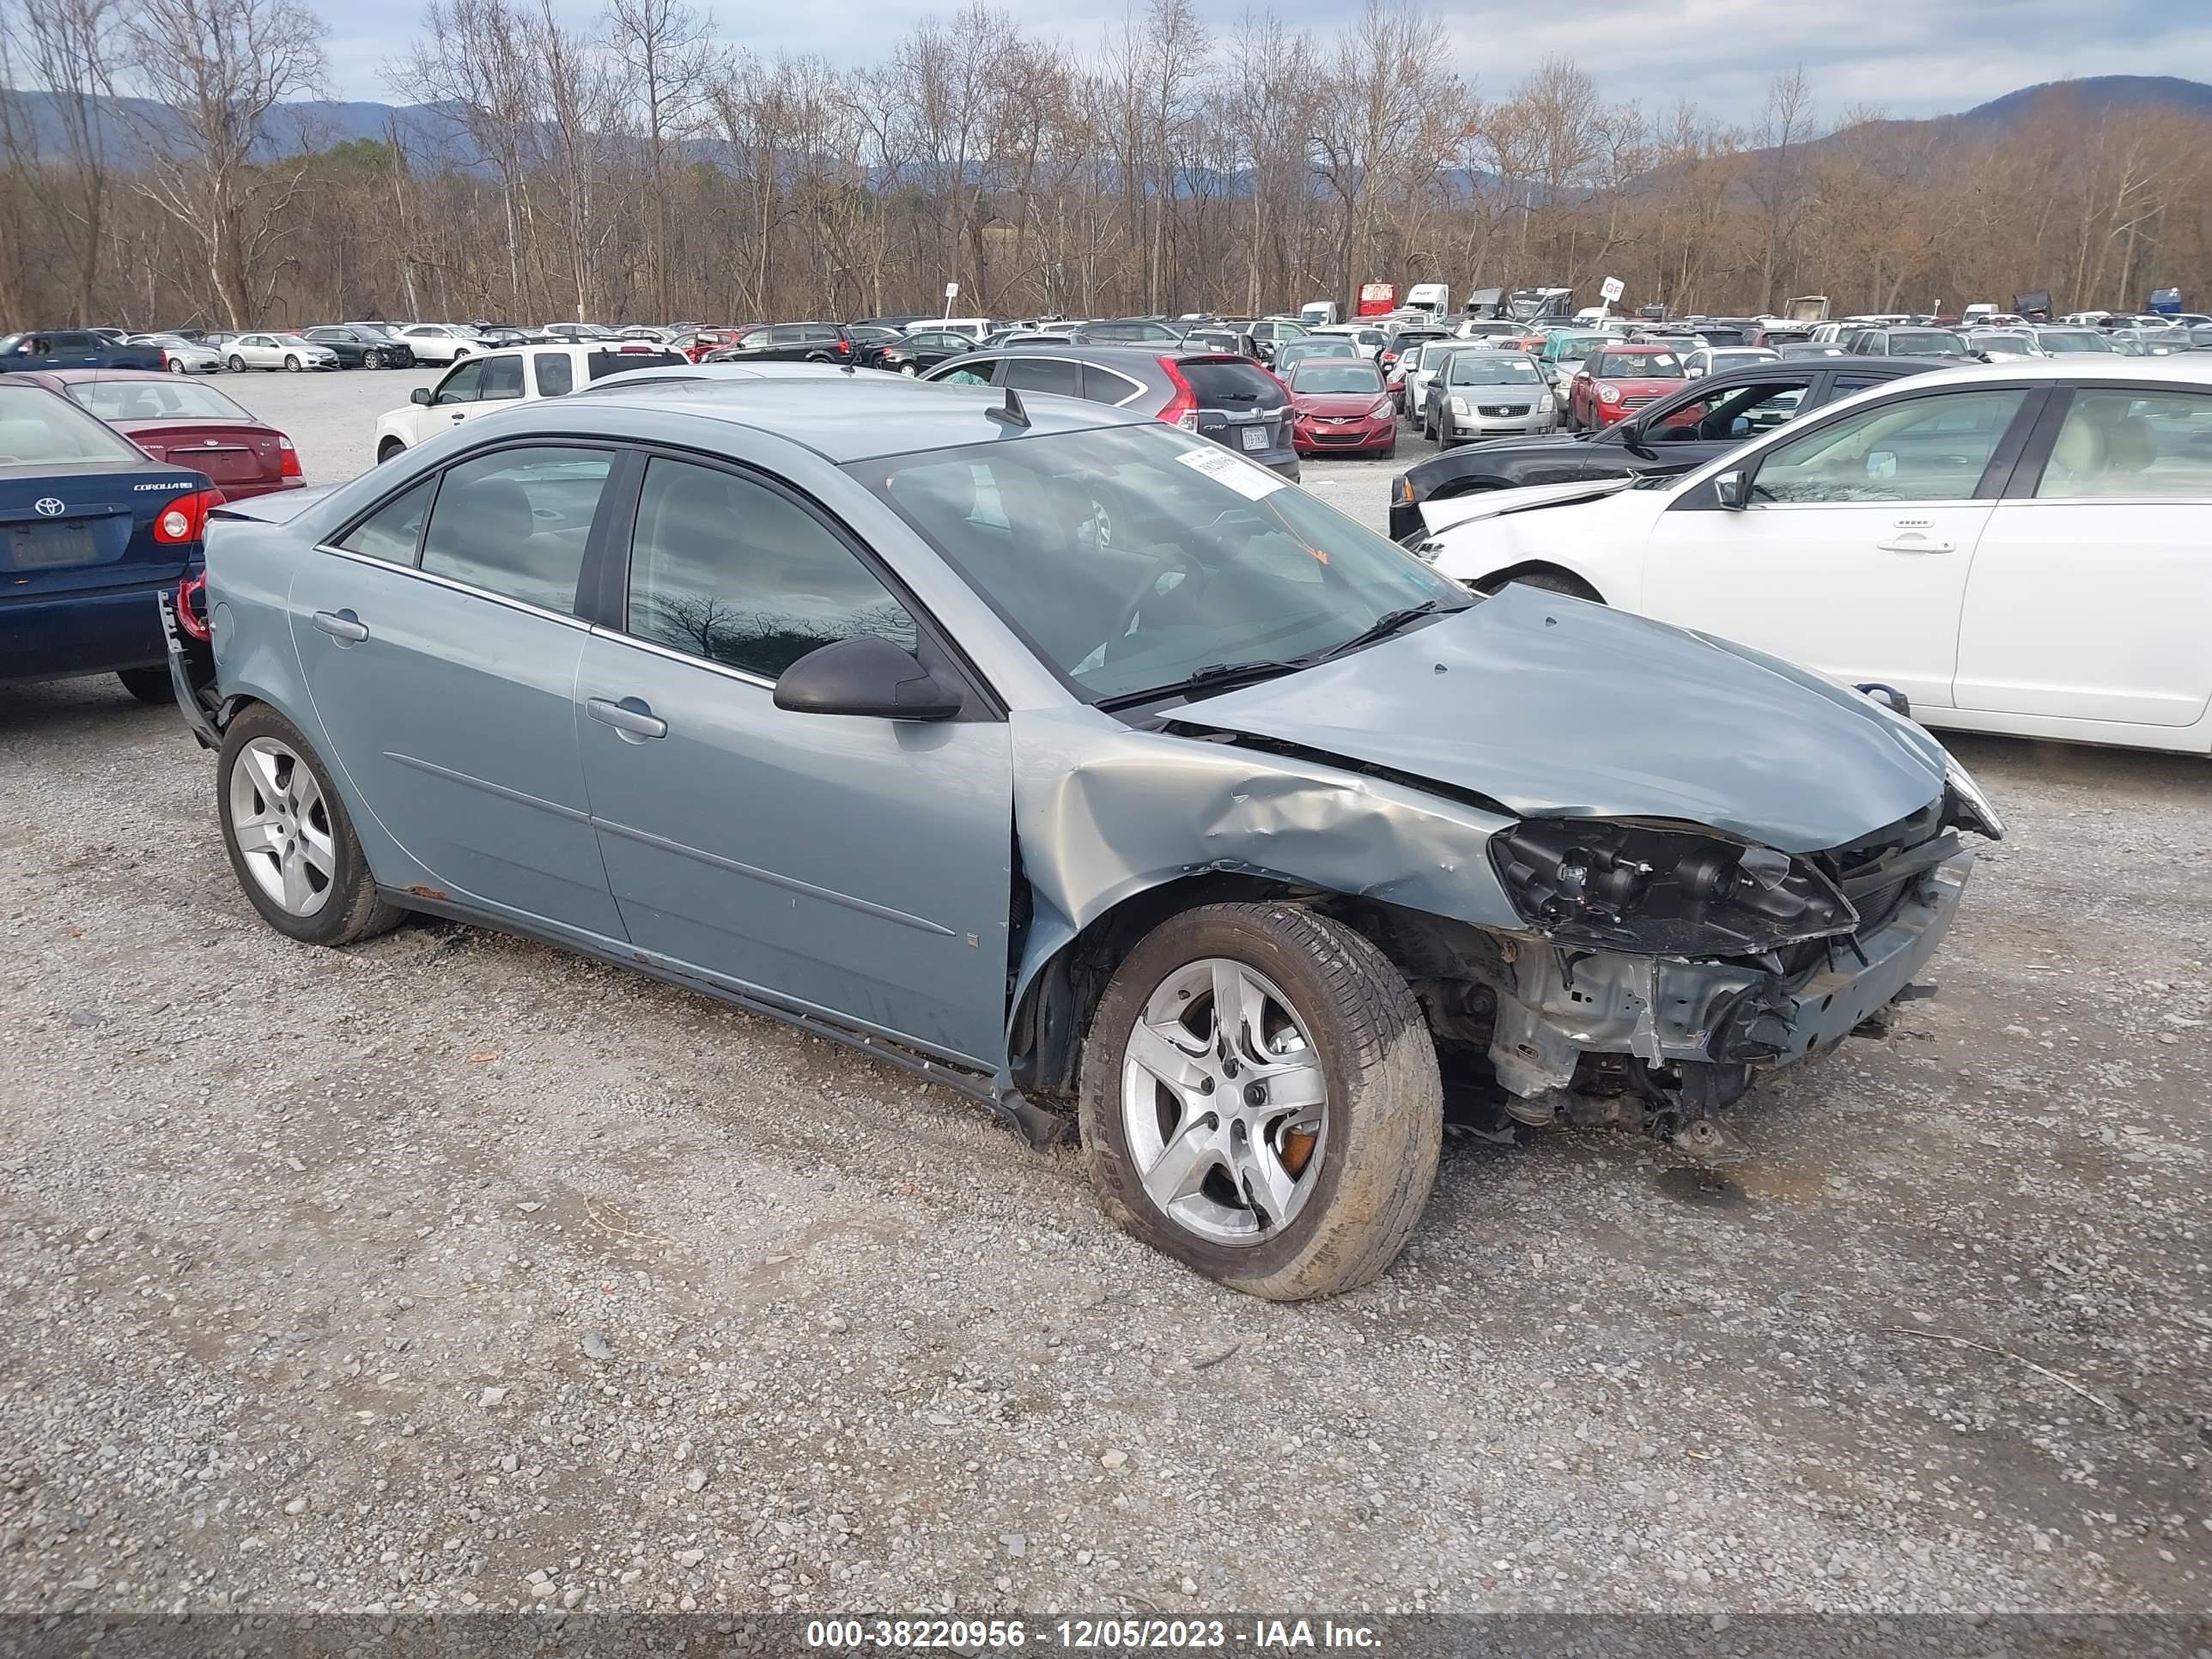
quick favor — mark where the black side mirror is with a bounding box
[773,635,963,721]
[410,386,433,405]
[1714,469,1751,510]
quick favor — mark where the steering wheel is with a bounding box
[1108,550,1209,650]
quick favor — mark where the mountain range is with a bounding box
[3,73,2208,179]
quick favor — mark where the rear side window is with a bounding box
[625,456,917,678]
[1081,363,1143,405]
[418,446,611,612]
[1002,357,1082,398]
[2035,389,2212,499]
[479,355,525,401]
[337,477,434,565]
[1177,359,1285,410]
[52,331,95,349]
[534,352,574,397]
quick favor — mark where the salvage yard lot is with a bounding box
[2,367,2209,1618]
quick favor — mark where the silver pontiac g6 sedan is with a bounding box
[167,370,1998,1299]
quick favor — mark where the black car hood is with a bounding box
[1181,586,1949,854]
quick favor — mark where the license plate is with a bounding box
[6,521,98,568]
[1239,423,1269,452]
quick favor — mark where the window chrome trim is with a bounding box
[310,541,592,629]
[585,623,778,690]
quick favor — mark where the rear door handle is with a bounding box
[586,696,667,740]
[311,608,369,643]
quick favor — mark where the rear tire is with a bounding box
[116,666,172,704]
[1078,901,1443,1302]
[216,703,403,948]
[227,354,245,372]
[167,358,186,374]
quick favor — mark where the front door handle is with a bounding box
[311,608,369,643]
[586,696,667,741]
[1876,534,1954,554]
[450,412,465,422]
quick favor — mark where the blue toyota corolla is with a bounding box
[1,378,220,702]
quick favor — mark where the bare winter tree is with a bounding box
[1310,0,1455,307]
[119,0,325,325]
[0,0,120,319]
[605,0,713,319]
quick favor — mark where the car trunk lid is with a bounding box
[0,459,212,593]
[125,421,283,491]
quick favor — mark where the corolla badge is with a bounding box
[33,497,64,516]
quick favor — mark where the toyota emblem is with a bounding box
[33,496,65,517]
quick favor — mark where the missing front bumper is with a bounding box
[1488,846,1975,1099]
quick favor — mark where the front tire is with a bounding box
[376,437,405,464]
[284,355,301,371]
[116,666,172,703]
[217,704,402,947]
[362,349,381,369]
[1486,567,1601,601]
[1078,902,1443,1302]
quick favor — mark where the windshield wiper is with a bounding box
[1096,659,1304,710]
[1312,598,1461,663]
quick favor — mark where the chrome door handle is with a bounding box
[311,609,369,642]
[586,696,667,740]
[1876,536,1954,554]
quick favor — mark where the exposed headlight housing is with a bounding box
[1490,819,1856,955]
[1943,757,2005,839]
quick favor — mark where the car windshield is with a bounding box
[1975,332,2037,354]
[1590,351,1682,378]
[2035,330,2118,352]
[854,423,1468,704]
[1889,331,1968,356]
[0,385,144,465]
[1449,356,1541,386]
[67,379,253,422]
[1550,335,1608,359]
[1291,364,1383,394]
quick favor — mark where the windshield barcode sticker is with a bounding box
[1175,443,1288,501]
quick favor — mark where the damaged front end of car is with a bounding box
[1003,586,2002,1149]
[1474,793,1990,1140]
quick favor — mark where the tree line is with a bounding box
[2,0,2209,331]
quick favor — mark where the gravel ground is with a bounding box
[3,371,2209,1622]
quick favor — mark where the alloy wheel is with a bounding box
[228,737,336,917]
[1120,957,1328,1246]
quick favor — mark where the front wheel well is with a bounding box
[1473,561,1604,602]
[377,436,406,462]
[1007,872,1501,1108]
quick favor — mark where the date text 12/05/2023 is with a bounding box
[803,1618,1383,1650]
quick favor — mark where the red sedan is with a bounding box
[19,369,303,497]
[1565,343,1688,431]
[1285,359,1398,459]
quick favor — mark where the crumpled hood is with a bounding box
[1180,585,1949,854]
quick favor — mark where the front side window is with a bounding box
[434,361,484,404]
[855,424,1467,703]
[478,354,525,401]
[418,447,611,611]
[626,456,916,679]
[1649,379,1808,442]
[337,477,434,564]
[534,352,574,397]
[1749,389,2029,504]
[2035,390,2212,499]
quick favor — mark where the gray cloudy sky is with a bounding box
[318,0,2212,121]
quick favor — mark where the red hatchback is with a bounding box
[1566,343,1688,430]
[21,369,303,498]
[1286,358,1397,459]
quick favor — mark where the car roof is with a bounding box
[21,368,176,384]
[553,371,1141,462]
[1836,356,2212,392]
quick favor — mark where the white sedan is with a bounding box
[222,332,341,372]
[393,324,482,363]
[1420,358,2212,756]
